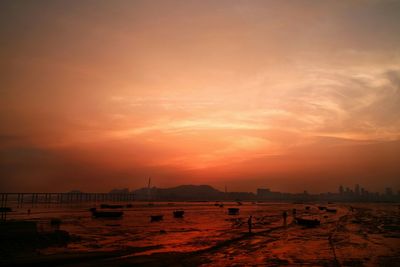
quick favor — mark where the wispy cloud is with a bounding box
[1,0,399,191]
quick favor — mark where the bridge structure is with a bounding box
[0,192,135,209]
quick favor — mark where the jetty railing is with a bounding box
[0,192,135,208]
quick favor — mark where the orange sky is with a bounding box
[0,0,399,193]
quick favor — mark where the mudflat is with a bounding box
[1,203,399,266]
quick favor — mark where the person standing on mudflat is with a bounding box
[282,211,288,226]
[247,215,253,234]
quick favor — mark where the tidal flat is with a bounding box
[1,202,399,266]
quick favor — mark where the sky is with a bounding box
[0,0,399,193]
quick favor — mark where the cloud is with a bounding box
[1,0,400,191]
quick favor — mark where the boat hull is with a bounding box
[228,208,240,215]
[92,211,124,218]
[150,215,164,222]
[173,211,185,218]
[295,217,320,227]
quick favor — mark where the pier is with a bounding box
[0,192,135,209]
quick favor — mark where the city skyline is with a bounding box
[69,183,400,197]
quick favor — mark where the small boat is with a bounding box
[50,218,62,226]
[326,208,337,213]
[0,207,12,212]
[219,203,224,208]
[91,209,124,218]
[305,206,311,210]
[295,217,320,227]
[150,215,163,222]
[318,206,327,210]
[100,204,124,209]
[228,208,240,215]
[173,210,185,218]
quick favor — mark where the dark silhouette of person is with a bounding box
[292,208,297,217]
[282,211,288,225]
[27,209,31,215]
[248,215,253,234]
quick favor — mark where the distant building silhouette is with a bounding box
[126,183,399,202]
[255,183,399,202]
[355,184,360,196]
[385,187,393,196]
[109,188,129,194]
[339,185,344,195]
[257,188,271,198]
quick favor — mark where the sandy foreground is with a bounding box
[1,204,399,266]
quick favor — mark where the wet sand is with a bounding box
[194,205,400,266]
[1,203,399,266]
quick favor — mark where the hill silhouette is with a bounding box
[133,184,256,201]
[133,184,223,201]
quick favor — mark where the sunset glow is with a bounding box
[1,0,399,192]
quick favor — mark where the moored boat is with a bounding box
[173,210,185,218]
[295,217,320,227]
[228,208,240,215]
[0,207,12,212]
[100,204,124,209]
[150,215,163,222]
[326,208,337,213]
[91,209,124,218]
